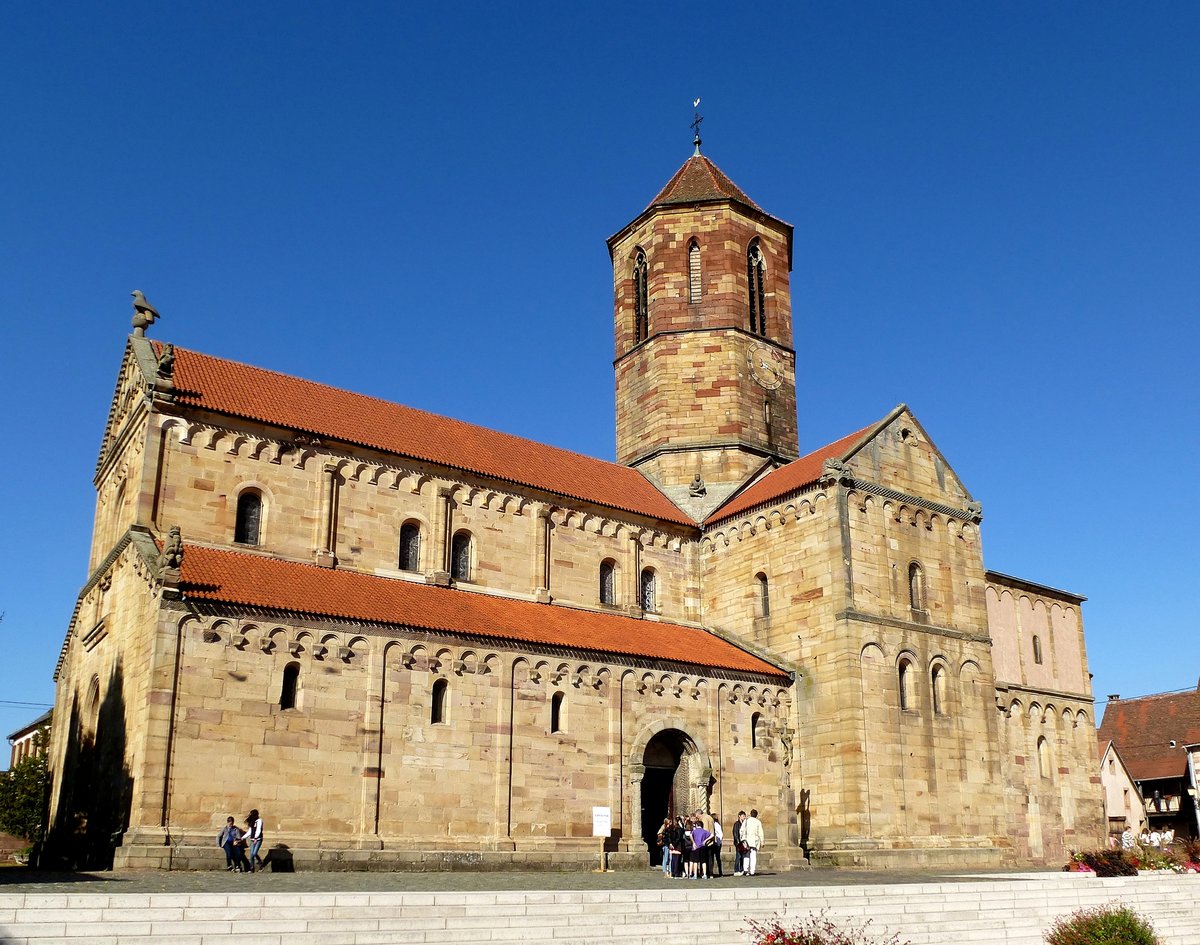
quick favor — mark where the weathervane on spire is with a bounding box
[691,98,703,155]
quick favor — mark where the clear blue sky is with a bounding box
[1,2,1197,749]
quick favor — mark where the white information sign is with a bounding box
[591,806,612,837]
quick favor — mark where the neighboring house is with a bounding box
[1098,740,1146,842]
[1097,686,1200,840]
[7,710,51,769]
[44,146,1104,872]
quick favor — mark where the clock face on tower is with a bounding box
[747,343,785,390]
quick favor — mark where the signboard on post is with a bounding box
[592,806,612,837]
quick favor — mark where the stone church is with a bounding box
[45,145,1104,871]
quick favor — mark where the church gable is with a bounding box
[844,406,975,511]
[95,338,156,482]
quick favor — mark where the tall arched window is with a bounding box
[931,664,946,715]
[450,531,472,582]
[751,711,763,748]
[688,241,702,304]
[234,490,263,545]
[431,678,448,724]
[1037,735,1051,779]
[899,658,913,710]
[640,567,656,612]
[633,249,649,342]
[399,521,421,572]
[1032,635,1043,665]
[756,572,770,618]
[550,691,565,733]
[280,662,300,711]
[908,562,925,612]
[599,559,617,605]
[747,241,766,335]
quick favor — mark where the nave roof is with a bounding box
[178,543,788,679]
[157,342,693,527]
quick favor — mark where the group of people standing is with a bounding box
[217,809,266,873]
[656,808,764,878]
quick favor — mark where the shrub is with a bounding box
[1064,849,1137,877]
[743,909,910,945]
[1044,904,1160,945]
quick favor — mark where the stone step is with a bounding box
[1,874,1197,945]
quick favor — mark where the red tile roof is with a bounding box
[160,344,692,526]
[649,155,763,212]
[705,423,878,524]
[1097,689,1200,782]
[180,544,786,678]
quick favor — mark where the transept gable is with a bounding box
[844,406,976,513]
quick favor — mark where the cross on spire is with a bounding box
[691,98,703,155]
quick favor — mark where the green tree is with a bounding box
[0,729,49,843]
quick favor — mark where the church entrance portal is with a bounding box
[639,729,705,867]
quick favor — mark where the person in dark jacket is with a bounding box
[732,810,747,875]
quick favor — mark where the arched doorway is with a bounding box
[639,728,709,866]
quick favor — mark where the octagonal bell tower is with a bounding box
[607,145,798,513]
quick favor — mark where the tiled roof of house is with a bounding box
[648,154,763,211]
[161,344,692,526]
[179,544,787,678]
[704,423,879,525]
[1097,688,1200,781]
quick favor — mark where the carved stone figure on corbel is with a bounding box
[158,525,183,597]
[820,458,854,487]
[965,501,983,523]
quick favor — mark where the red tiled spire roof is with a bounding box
[705,423,878,525]
[180,544,786,678]
[648,154,763,212]
[162,344,692,526]
[1097,689,1200,782]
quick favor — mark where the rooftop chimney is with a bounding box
[1107,694,1121,702]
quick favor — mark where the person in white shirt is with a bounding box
[742,808,764,876]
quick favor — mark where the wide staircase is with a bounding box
[1,873,1197,945]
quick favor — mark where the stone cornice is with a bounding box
[846,479,982,523]
[836,609,991,645]
[613,327,796,369]
[995,681,1095,706]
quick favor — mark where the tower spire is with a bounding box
[691,98,703,156]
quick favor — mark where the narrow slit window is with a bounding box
[640,568,656,612]
[688,241,702,304]
[899,660,912,710]
[931,664,946,715]
[235,491,262,545]
[908,562,925,612]
[451,531,472,582]
[550,691,564,733]
[280,662,300,711]
[1032,635,1043,665]
[756,572,770,618]
[431,678,448,725]
[399,521,421,572]
[751,711,763,748]
[599,559,616,605]
[1037,736,1051,779]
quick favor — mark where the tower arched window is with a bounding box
[399,521,421,572]
[280,662,300,711]
[756,572,770,618]
[633,249,649,343]
[431,678,448,725]
[550,691,565,733]
[234,490,263,545]
[450,531,472,582]
[1032,635,1043,665]
[640,567,657,612]
[898,658,913,711]
[599,559,617,605]
[931,664,947,715]
[747,241,766,335]
[688,241,702,304]
[908,562,926,612]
